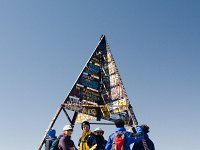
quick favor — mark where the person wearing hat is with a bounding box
[93,127,107,150]
[132,124,155,150]
[78,121,97,150]
[58,125,76,150]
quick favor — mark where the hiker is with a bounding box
[50,134,63,150]
[105,119,144,150]
[132,124,155,150]
[93,127,107,150]
[45,129,57,150]
[58,125,76,150]
[78,121,97,150]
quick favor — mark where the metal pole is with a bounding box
[71,111,78,126]
[128,104,149,150]
[89,122,115,125]
[38,105,63,150]
[62,107,72,124]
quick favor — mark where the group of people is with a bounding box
[45,119,155,150]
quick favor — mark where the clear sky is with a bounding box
[0,0,200,149]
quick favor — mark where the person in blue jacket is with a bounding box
[132,124,155,150]
[45,129,57,150]
[105,119,144,150]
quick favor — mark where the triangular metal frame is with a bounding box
[38,35,148,150]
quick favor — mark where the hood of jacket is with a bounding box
[48,129,56,138]
[115,127,126,132]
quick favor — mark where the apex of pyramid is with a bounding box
[100,34,106,40]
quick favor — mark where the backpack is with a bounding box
[111,132,126,150]
[86,133,96,148]
[50,135,63,150]
[45,138,56,150]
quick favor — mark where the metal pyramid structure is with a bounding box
[65,35,133,125]
[38,35,140,149]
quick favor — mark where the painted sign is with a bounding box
[84,63,100,76]
[64,36,132,125]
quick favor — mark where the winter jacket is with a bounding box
[94,134,107,150]
[132,133,155,150]
[78,130,97,150]
[45,129,57,150]
[105,126,144,150]
[45,138,57,150]
[58,135,75,150]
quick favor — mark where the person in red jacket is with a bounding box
[105,119,144,150]
[58,125,76,150]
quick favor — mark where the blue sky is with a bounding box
[0,0,200,149]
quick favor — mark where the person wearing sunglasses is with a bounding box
[58,125,76,150]
[93,127,107,150]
